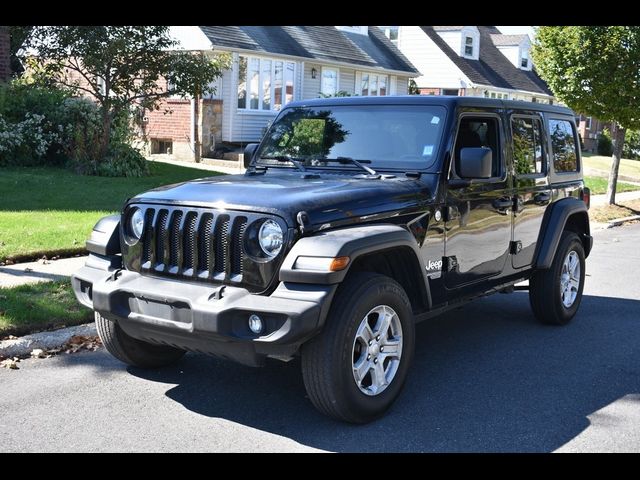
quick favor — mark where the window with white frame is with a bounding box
[237,56,295,111]
[585,116,592,130]
[520,49,529,69]
[464,36,474,57]
[485,91,509,100]
[380,26,398,42]
[321,67,338,96]
[359,72,388,96]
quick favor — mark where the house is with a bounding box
[0,26,10,83]
[144,26,419,161]
[576,114,610,153]
[391,26,554,103]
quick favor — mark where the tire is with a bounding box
[95,312,185,368]
[529,231,586,325]
[301,272,415,424]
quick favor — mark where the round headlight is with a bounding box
[258,219,283,257]
[129,208,145,241]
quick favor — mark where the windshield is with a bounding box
[256,105,447,172]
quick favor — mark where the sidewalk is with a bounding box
[0,256,87,288]
[148,156,246,175]
[590,189,640,207]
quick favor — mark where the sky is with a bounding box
[496,26,536,41]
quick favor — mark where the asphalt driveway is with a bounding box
[1,223,639,452]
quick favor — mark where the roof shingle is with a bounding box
[198,26,418,74]
[421,26,552,95]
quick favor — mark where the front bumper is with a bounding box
[71,254,336,366]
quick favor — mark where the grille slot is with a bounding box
[168,210,183,270]
[198,213,214,276]
[214,215,230,275]
[230,216,247,276]
[137,206,260,285]
[141,208,155,266]
[155,209,169,269]
[182,211,198,274]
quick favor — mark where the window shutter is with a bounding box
[389,75,397,95]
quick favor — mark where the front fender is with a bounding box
[86,214,121,256]
[279,223,429,285]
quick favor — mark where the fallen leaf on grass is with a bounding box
[1,358,20,370]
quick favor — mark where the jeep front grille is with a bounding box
[135,206,252,283]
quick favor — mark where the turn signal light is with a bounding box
[329,256,350,271]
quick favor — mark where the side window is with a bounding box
[454,117,501,178]
[511,116,545,175]
[549,119,578,173]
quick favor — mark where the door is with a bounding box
[510,114,552,269]
[444,114,512,289]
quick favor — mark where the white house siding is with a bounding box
[395,77,409,95]
[339,68,356,95]
[437,30,462,56]
[220,60,235,142]
[496,46,520,69]
[233,111,278,142]
[303,62,322,99]
[398,26,470,90]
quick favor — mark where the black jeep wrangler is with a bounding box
[72,96,592,423]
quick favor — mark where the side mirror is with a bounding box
[458,147,493,179]
[243,143,259,168]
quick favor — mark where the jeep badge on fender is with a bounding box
[72,96,592,424]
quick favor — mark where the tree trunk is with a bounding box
[99,109,112,166]
[606,124,627,205]
[193,92,201,163]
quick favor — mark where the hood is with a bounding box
[131,170,438,229]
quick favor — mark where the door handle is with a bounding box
[534,192,551,205]
[492,197,512,210]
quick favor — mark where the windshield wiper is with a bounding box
[260,155,306,172]
[323,157,377,176]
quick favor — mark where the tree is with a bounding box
[20,26,230,162]
[532,26,640,204]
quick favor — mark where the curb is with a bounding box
[607,215,640,228]
[0,323,97,358]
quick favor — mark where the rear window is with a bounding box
[549,119,578,173]
[511,116,545,175]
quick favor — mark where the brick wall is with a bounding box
[419,87,440,95]
[0,26,11,83]
[142,98,223,161]
[144,98,192,144]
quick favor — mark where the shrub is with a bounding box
[0,80,149,177]
[97,142,149,178]
[60,97,104,175]
[597,128,614,156]
[0,82,70,166]
[622,129,640,160]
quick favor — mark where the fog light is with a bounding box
[248,314,264,334]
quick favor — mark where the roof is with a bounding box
[421,26,553,96]
[432,26,465,31]
[198,26,419,74]
[490,34,528,46]
[287,94,573,116]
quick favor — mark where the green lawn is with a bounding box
[0,162,221,262]
[584,176,639,195]
[0,280,93,337]
[582,154,640,180]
